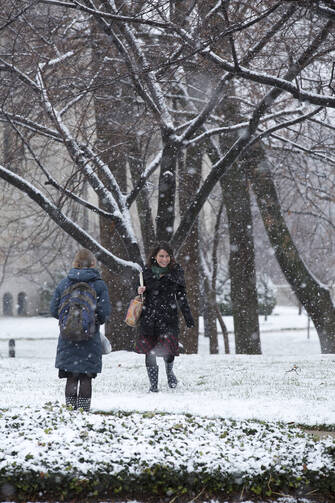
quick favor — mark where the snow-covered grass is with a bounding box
[1,306,335,502]
[0,306,330,426]
[1,402,335,501]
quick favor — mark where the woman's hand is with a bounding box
[138,286,146,295]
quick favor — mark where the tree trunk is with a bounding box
[155,136,178,242]
[215,304,230,354]
[203,275,219,354]
[204,42,261,354]
[178,226,200,354]
[99,221,136,351]
[221,165,261,354]
[211,199,229,353]
[127,141,156,257]
[249,152,335,353]
[177,146,201,354]
[92,23,136,350]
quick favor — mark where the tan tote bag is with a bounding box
[125,272,144,327]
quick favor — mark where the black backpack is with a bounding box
[58,282,97,341]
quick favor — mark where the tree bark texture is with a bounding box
[155,137,178,242]
[177,145,201,354]
[221,165,261,354]
[214,76,261,354]
[92,24,137,350]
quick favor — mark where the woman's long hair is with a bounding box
[146,242,176,269]
[73,249,97,269]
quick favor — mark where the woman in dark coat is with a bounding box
[50,249,111,411]
[134,242,194,392]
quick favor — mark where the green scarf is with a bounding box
[152,265,169,279]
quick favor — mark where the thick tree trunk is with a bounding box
[156,136,178,242]
[178,226,200,354]
[221,166,261,354]
[177,146,201,354]
[99,221,136,351]
[215,81,261,354]
[92,24,137,350]
[95,138,136,350]
[249,154,335,353]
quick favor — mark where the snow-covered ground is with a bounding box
[0,306,333,503]
[1,305,333,426]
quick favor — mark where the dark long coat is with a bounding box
[134,264,194,356]
[50,268,111,375]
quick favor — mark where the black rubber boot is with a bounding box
[65,395,77,409]
[77,397,91,412]
[146,365,159,392]
[165,361,177,388]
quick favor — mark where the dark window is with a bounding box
[17,292,27,316]
[3,292,13,316]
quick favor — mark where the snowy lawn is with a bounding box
[0,306,331,426]
[1,403,335,501]
[1,306,335,501]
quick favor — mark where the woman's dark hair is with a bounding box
[146,241,176,268]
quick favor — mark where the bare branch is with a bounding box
[246,107,324,151]
[38,0,174,28]
[0,164,141,273]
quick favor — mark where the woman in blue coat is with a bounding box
[50,249,111,411]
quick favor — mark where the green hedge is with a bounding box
[2,464,335,501]
[1,404,335,501]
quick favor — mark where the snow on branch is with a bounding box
[39,0,174,28]
[87,3,161,122]
[174,11,334,111]
[177,74,233,144]
[0,57,40,92]
[126,151,162,207]
[175,6,297,145]
[280,0,335,20]
[172,20,333,253]
[44,176,123,221]
[0,164,141,274]
[36,68,121,214]
[315,5,335,20]
[59,66,105,117]
[107,5,174,133]
[0,112,62,142]
[10,123,121,223]
[39,51,74,71]
[15,63,141,259]
[266,131,335,166]
[246,107,324,151]
[205,50,335,109]
[183,107,307,146]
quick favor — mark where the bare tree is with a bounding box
[0,1,334,352]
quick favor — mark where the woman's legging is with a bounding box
[145,353,174,367]
[65,374,92,398]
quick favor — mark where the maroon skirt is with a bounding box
[134,331,179,356]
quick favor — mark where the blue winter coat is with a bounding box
[50,268,111,375]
